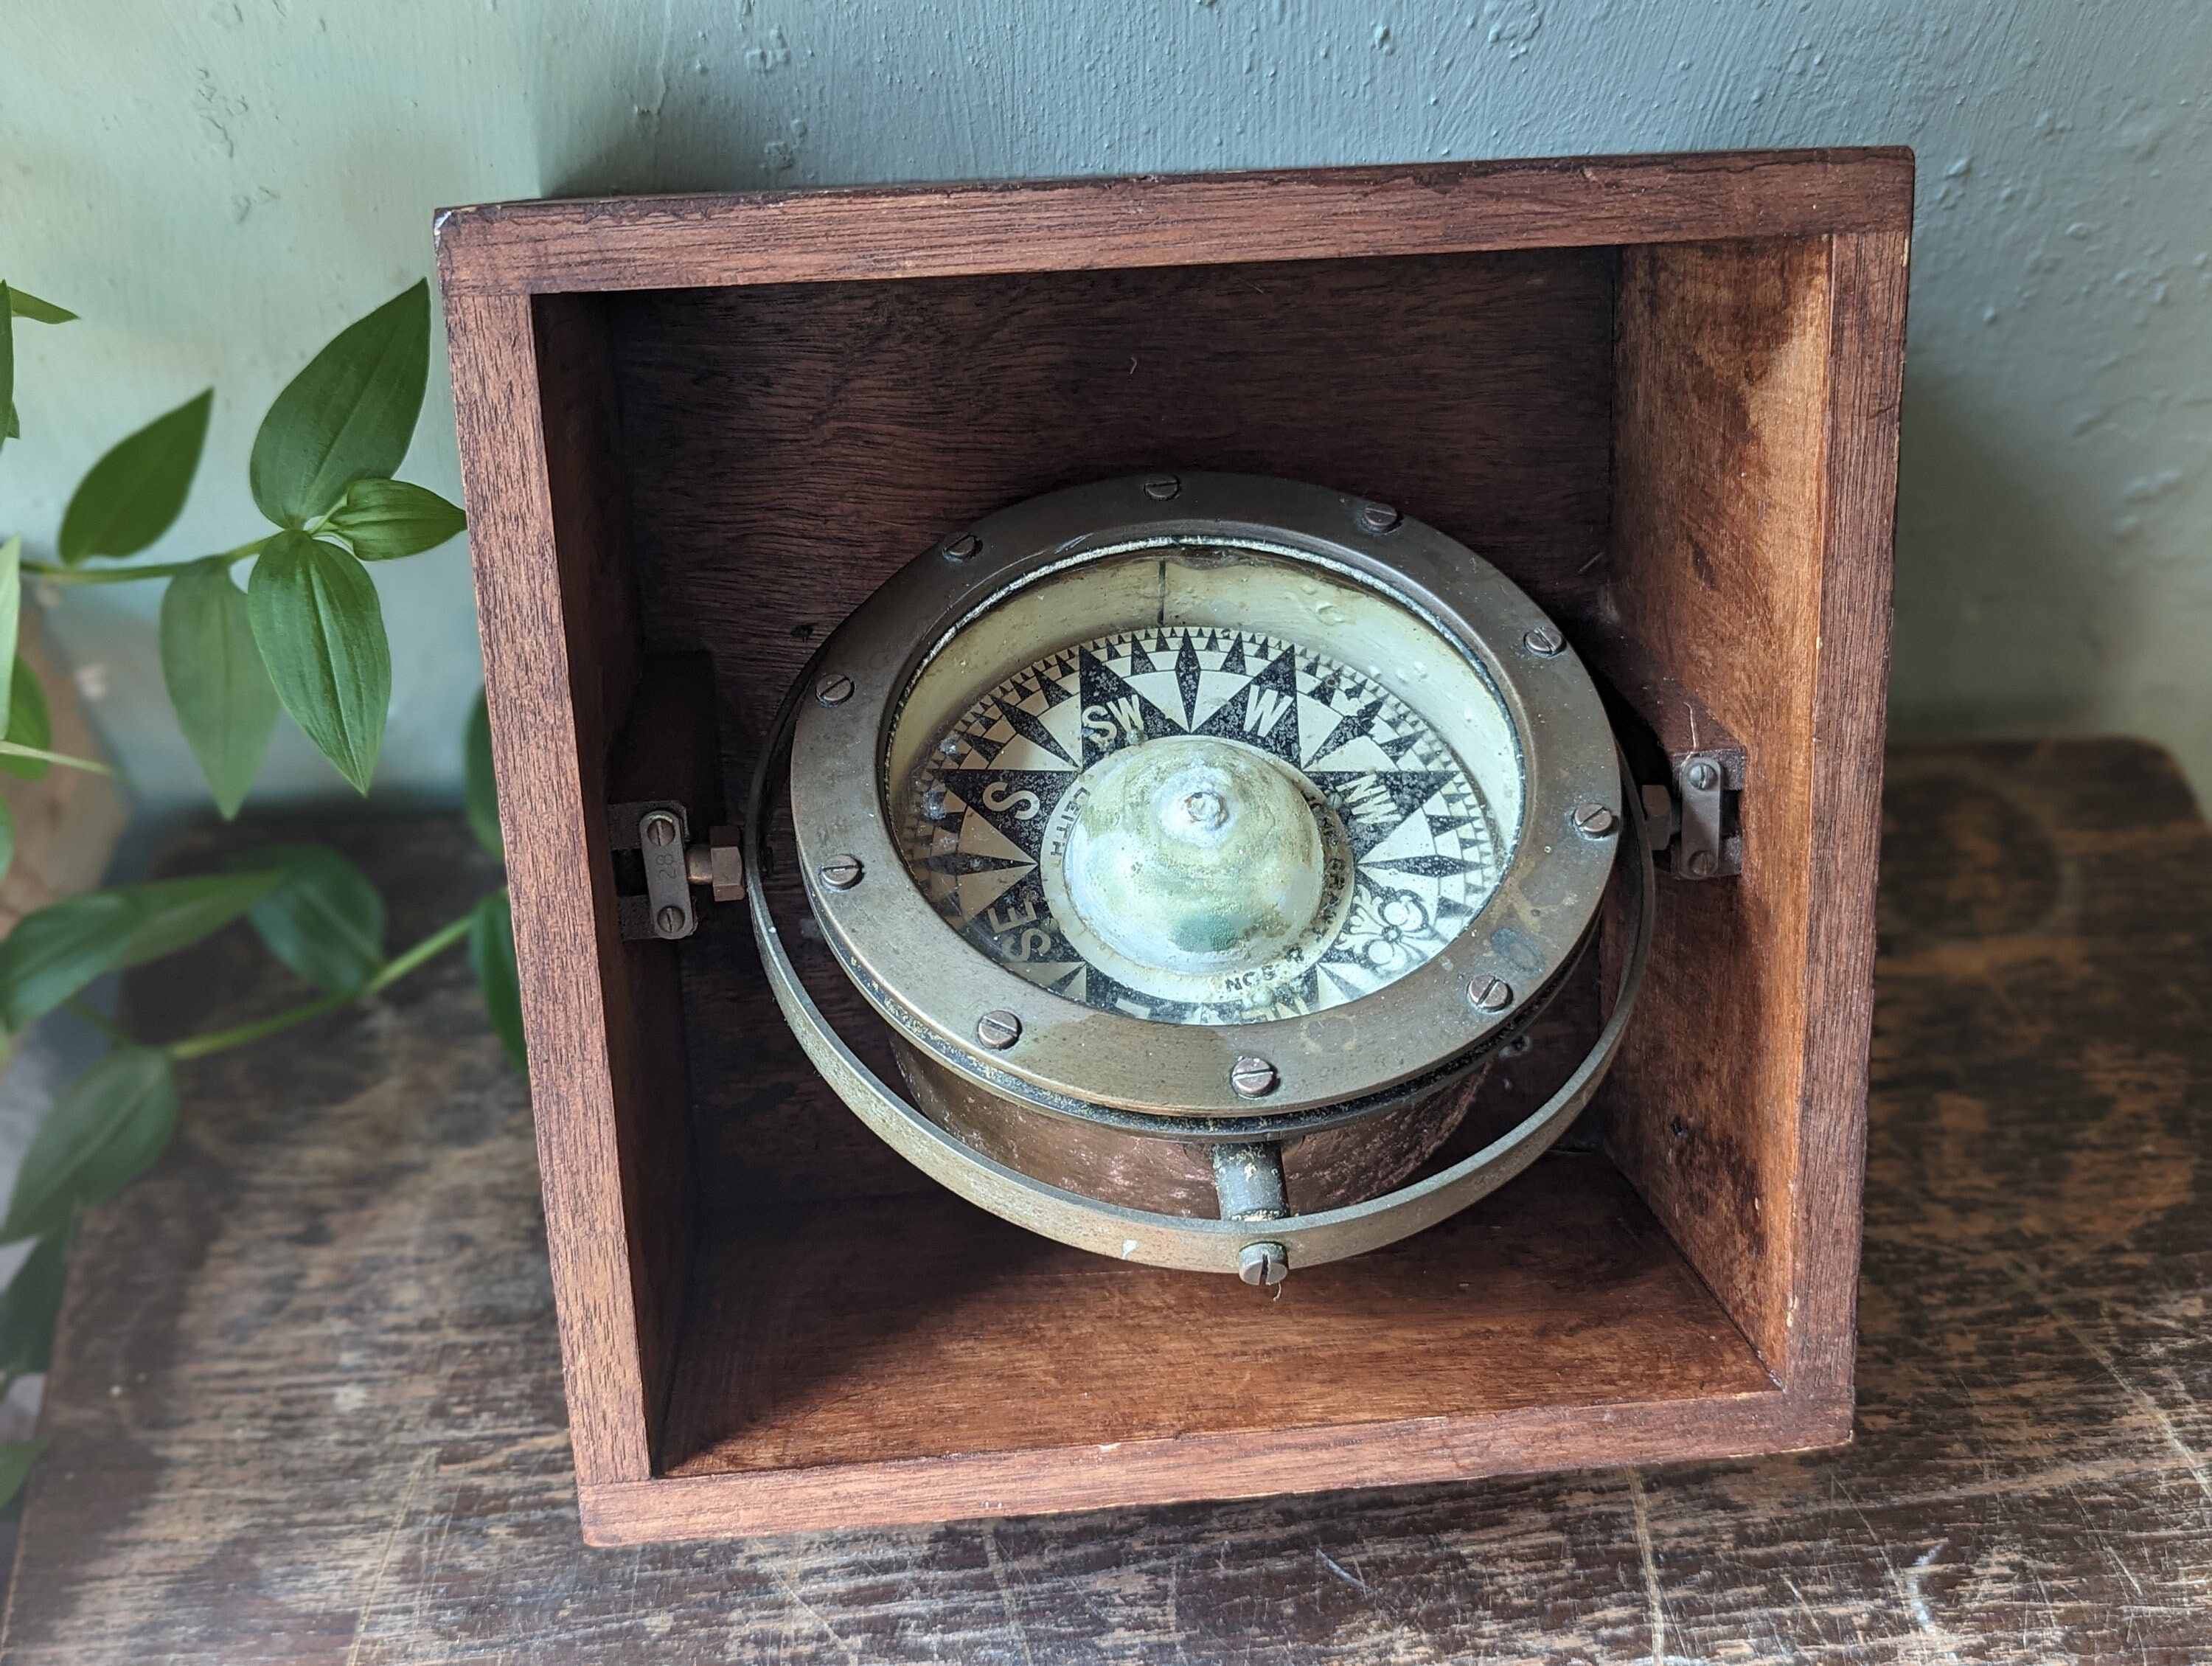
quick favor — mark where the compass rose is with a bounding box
[904,625,1505,1024]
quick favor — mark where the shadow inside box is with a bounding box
[658,1150,1778,1482]
[653,812,1763,1482]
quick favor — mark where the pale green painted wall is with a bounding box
[4,1,2210,810]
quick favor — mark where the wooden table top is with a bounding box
[4,737,2209,1662]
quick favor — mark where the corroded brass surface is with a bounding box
[789,473,1621,1122]
[892,1034,1497,1218]
[748,471,1655,1274]
[747,718,1652,1272]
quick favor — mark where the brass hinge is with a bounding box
[1637,750,1743,881]
[606,800,745,941]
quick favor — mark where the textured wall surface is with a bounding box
[2,1,2208,808]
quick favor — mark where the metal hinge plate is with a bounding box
[608,801,746,941]
[1638,751,1744,881]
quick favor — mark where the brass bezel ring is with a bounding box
[787,472,1621,1120]
[751,668,1655,1274]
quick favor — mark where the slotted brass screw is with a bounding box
[1573,803,1618,838]
[1231,1057,1280,1097]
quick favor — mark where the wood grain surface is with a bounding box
[7,737,2211,1660]
[439,153,1910,1530]
[607,246,1620,718]
[1604,237,1834,1381]
[433,150,1914,296]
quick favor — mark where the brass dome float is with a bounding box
[746,472,1651,1284]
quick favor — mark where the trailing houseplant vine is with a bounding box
[0,278,524,1511]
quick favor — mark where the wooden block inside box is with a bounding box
[437,149,1911,1544]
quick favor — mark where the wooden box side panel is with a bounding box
[444,288,672,1484]
[1602,238,1835,1378]
[532,299,706,1467]
[433,150,1916,298]
[611,247,1619,711]
[1604,231,1903,1406]
[588,1386,1809,1544]
[1790,226,1908,1415]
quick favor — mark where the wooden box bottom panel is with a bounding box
[607,1153,1812,1540]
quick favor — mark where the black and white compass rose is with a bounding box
[901,625,1506,1025]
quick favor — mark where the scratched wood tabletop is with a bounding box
[3,737,2208,1663]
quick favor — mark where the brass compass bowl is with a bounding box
[753,472,1649,1282]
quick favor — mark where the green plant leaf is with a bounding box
[58,389,212,565]
[0,1439,46,1516]
[0,1230,69,1378]
[112,872,285,970]
[228,843,385,996]
[0,1047,176,1244]
[247,531,389,794]
[6,288,74,324]
[469,890,525,1073]
[465,690,501,860]
[1,656,52,782]
[0,872,281,1032]
[0,536,18,736]
[161,557,279,816]
[0,891,133,1032]
[0,796,13,888]
[323,477,465,561]
[248,281,429,527]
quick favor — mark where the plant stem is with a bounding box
[22,535,267,587]
[166,903,484,1063]
[21,560,203,586]
[63,996,131,1044]
[0,740,117,776]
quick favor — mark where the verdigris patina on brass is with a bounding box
[752,471,1649,1282]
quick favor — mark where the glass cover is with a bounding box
[899,602,1517,1025]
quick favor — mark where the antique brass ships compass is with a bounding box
[745,472,1652,1284]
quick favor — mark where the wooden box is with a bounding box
[437,149,1911,1544]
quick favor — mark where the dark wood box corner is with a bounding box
[439,148,1912,1544]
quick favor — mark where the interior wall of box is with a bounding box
[554,238,1846,1476]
